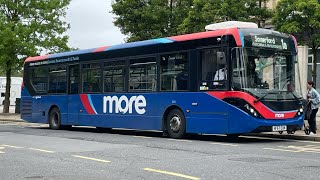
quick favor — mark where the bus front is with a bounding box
[226,28,304,134]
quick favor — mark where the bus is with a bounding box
[21,22,304,138]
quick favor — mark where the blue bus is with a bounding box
[21,23,304,138]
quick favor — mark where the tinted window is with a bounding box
[30,67,47,93]
[104,60,125,92]
[48,66,66,94]
[129,57,156,91]
[160,52,189,91]
[82,63,102,93]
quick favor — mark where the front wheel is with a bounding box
[166,109,186,139]
[49,107,61,130]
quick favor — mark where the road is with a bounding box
[1,121,320,180]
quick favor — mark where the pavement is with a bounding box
[0,105,320,141]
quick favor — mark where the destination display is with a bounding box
[240,29,295,51]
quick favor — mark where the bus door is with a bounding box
[67,64,80,125]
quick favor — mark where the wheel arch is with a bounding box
[47,105,59,124]
[162,105,185,131]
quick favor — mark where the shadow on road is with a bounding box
[26,125,286,144]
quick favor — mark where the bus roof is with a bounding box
[25,28,242,63]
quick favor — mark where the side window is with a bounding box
[199,48,227,90]
[104,60,125,92]
[82,63,102,93]
[129,57,156,91]
[48,66,66,94]
[160,52,189,91]
[30,67,47,93]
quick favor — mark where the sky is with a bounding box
[65,0,126,50]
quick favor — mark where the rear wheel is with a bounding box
[166,109,186,139]
[49,107,61,130]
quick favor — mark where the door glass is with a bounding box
[69,65,79,94]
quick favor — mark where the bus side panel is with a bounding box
[42,95,69,125]
[187,93,229,134]
[76,93,198,130]
[31,97,45,123]
[77,94,165,130]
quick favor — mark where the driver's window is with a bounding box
[199,48,227,90]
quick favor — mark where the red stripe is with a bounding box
[80,94,95,114]
[25,55,49,62]
[168,28,242,46]
[93,46,109,53]
[207,91,297,119]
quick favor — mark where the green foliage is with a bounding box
[272,0,320,48]
[112,0,193,42]
[273,0,320,86]
[0,0,72,112]
[179,0,273,34]
[0,0,72,68]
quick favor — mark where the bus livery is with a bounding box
[21,22,304,138]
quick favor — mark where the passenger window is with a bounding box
[104,60,125,92]
[129,57,156,91]
[30,67,47,93]
[199,48,227,90]
[82,63,102,93]
[48,66,66,94]
[160,52,189,91]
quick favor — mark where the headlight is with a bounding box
[244,104,260,118]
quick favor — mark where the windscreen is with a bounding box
[232,47,302,101]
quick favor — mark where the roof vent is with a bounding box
[205,21,258,31]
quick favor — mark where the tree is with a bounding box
[273,0,320,87]
[111,0,193,42]
[0,0,72,113]
[178,0,273,34]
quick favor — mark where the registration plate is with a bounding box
[272,125,287,131]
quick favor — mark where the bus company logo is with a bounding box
[275,113,284,118]
[103,95,146,114]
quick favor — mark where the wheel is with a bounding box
[305,127,310,135]
[279,131,283,134]
[166,109,186,139]
[49,107,61,130]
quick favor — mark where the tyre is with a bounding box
[305,127,310,135]
[166,109,186,139]
[49,107,61,130]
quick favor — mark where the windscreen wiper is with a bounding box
[289,91,302,103]
[254,90,279,103]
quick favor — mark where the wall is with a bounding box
[297,46,308,98]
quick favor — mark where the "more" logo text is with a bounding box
[103,95,146,114]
